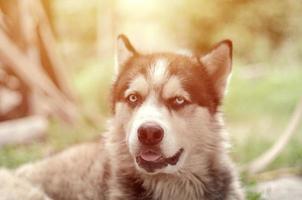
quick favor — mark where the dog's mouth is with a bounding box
[135,148,184,173]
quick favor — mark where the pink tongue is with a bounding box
[140,151,162,162]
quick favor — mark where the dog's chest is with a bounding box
[116,172,231,200]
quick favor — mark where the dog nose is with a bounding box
[137,122,164,145]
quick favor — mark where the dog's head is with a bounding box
[111,35,232,175]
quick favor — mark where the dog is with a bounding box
[8,35,244,200]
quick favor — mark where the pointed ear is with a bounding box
[201,40,232,98]
[115,34,137,74]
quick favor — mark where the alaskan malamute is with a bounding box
[12,35,244,200]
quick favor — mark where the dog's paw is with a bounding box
[0,168,52,200]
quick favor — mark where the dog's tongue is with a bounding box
[140,150,162,162]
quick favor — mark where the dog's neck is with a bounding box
[112,158,232,200]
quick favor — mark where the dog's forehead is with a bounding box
[113,53,219,113]
[127,53,199,83]
[125,54,198,94]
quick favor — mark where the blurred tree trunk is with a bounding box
[41,0,55,33]
[0,0,77,123]
[243,97,302,175]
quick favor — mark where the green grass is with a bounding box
[224,66,302,170]
[0,144,44,169]
[245,181,263,200]
[0,118,102,169]
[72,58,114,115]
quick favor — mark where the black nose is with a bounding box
[137,122,164,145]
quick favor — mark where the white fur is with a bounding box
[149,59,169,85]
[121,61,223,175]
[124,73,215,175]
[0,169,51,200]
[126,93,181,174]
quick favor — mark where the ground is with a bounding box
[254,176,302,200]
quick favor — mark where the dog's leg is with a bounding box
[15,142,106,200]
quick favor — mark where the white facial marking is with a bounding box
[122,58,222,175]
[163,76,191,101]
[127,93,181,173]
[149,59,169,85]
[124,75,149,98]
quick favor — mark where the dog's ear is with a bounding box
[200,40,232,98]
[115,34,137,74]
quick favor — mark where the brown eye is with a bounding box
[175,96,185,105]
[126,94,141,106]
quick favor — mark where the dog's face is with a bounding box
[112,35,232,174]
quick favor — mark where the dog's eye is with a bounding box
[128,94,138,102]
[126,94,141,106]
[175,97,185,105]
[169,96,188,109]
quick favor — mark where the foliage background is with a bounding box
[1,1,302,199]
